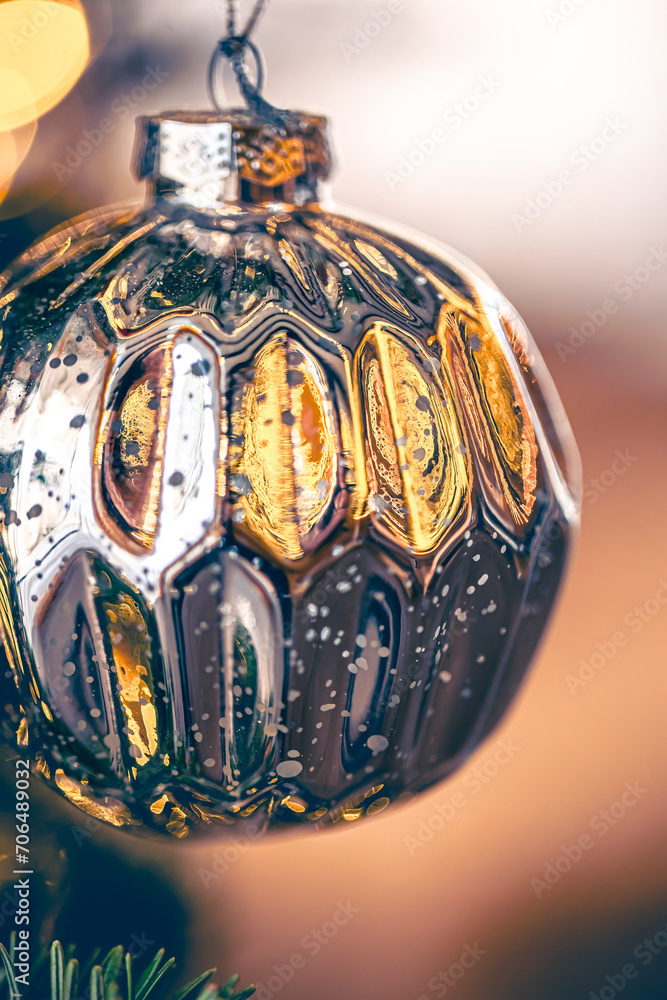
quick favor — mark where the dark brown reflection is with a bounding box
[170,548,285,793]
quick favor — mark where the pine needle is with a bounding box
[0,940,254,1000]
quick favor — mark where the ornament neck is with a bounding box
[133,110,332,211]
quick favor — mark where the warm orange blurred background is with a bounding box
[0,1,665,998]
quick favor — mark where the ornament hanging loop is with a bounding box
[208,0,291,125]
[207,34,265,112]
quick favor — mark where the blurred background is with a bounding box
[0,0,666,998]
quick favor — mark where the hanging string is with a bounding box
[239,0,270,40]
[208,0,291,125]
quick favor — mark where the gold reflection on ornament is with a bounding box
[75,220,159,319]
[166,806,189,837]
[119,380,158,469]
[305,220,410,317]
[102,593,158,768]
[0,550,23,687]
[238,135,305,188]
[0,549,44,708]
[280,795,307,813]
[366,796,390,816]
[278,239,309,290]
[35,753,50,779]
[325,209,538,527]
[355,323,469,555]
[98,345,172,549]
[16,714,28,746]
[0,2,89,132]
[229,333,339,561]
[190,803,234,826]
[439,305,537,525]
[353,240,398,279]
[54,769,139,827]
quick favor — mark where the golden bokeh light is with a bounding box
[0,0,89,133]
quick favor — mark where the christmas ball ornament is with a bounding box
[0,16,580,839]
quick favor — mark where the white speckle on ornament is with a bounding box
[203,758,215,767]
[276,760,303,778]
[367,734,388,752]
[439,670,452,683]
[287,749,301,758]
[336,580,352,593]
[478,574,489,585]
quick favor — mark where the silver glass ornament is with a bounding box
[0,107,580,838]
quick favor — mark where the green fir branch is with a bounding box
[0,936,254,1000]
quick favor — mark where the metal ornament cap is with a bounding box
[134,109,333,208]
[0,103,580,840]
